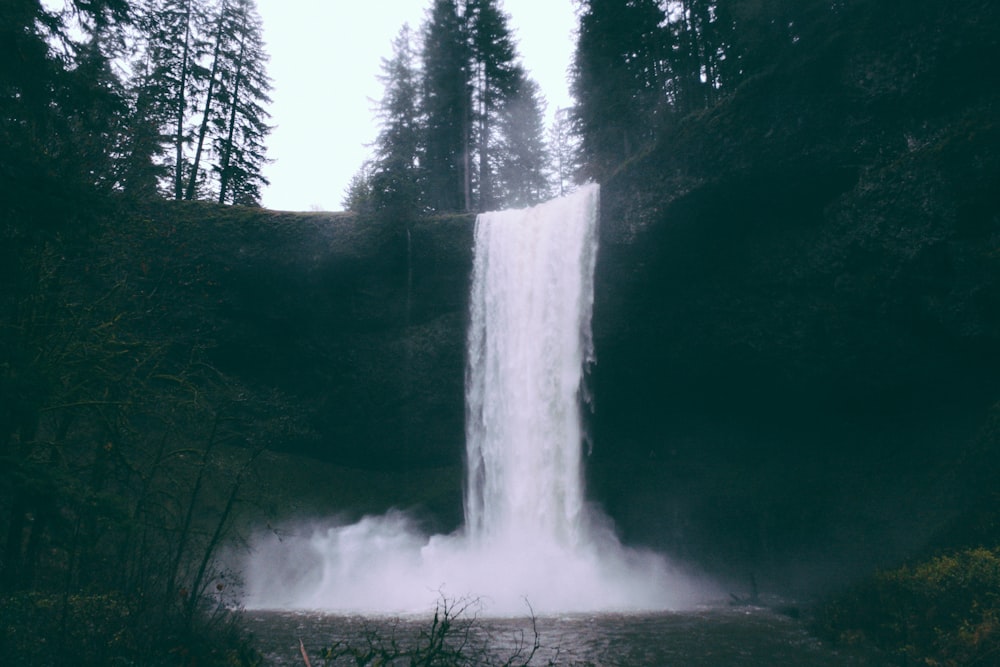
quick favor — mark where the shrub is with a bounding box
[311,597,550,667]
[816,547,1000,665]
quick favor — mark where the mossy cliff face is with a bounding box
[131,203,474,476]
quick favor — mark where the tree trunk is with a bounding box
[217,17,247,205]
[185,11,225,200]
[477,68,491,212]
[173,0,194,200]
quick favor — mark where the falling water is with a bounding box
[464,183,598,548]
[242,185,713,615]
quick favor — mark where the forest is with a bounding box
[2,0,999,665]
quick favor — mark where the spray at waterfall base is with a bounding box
[242,185,716,615]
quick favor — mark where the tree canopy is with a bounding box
[348,0,555,216]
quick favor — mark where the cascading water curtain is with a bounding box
[464,184,600,548]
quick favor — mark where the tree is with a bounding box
[465,0,522,211]
[123,0,271,205]
[572,0,669,181]
[420,0,471,213]
[369,24,423,217]
[342,161,375,213]
[666,0,726,111]
[213,0,272,205]
[185,0,236,200]
[547,106,580,196]
[359,0,549,214]
[171,0,207,200]
[127,0,211,200]
[494,72,551,207]
[0,0,132,218]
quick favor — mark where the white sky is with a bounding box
[254,0,579,212]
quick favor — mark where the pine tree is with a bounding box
[127,0,211,199]
[465,0,522,211]
[1,0,133,219]
[185,0,237,200]
[494,72,550,208]
[369,24,423,217]
[212,0,271,205]
[66,34,135,193]
[342,161,375,213]
[572,0,669,181]
[547,106,580,196]
[122,0,271,204]
[668,0,725,111]
[119,54,172,196]
[420,0,471,213]
[171,0,207,200]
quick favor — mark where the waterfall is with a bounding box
[464,184,598,548]
[241,186,712,614]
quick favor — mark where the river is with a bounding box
[245,604,883,666]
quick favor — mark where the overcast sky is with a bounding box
[254,1,578,212]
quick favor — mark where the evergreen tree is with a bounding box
[342,161,375,213]
[369,24,423,217]
[185,0,237,200]
[547,106,581,196]
[127,0,211,199]
[494,72,550,208]
[465,0,521,211]
[420,0,471,213]
[212,0,271,205]
[572,0,669,181]
[667,0,726,111]
[118,54,172,197]
[359,0,550,213]
[1,0,132,225]
[171,0,207,200]
[123,0,271,204]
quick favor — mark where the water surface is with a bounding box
[246,605,882,666]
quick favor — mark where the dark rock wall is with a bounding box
[136,204,475,473]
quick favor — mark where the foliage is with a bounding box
[212,0,272,205]
[420,0,473,213]
[0,202,299,664]
[0,0,131,240]
[369,24,424,219]
[127,0,272,204]
[465,0,523,211]
[815,548,1000,666]
[570,0,854,181]
[342,161,377,213]
[493,75,551,208]
[312,597,551,667]
[0,591,262,667]
[546,107,580,197]
[572,0,668,181]
[360,0,552,216]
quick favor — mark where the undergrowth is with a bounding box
[815,547,1000,666]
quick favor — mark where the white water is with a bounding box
[464,183,597,548]
[242,185,713,615]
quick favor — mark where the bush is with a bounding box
[816,547,1000,666]
[312,597,550,667]
[0,591,261,667]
